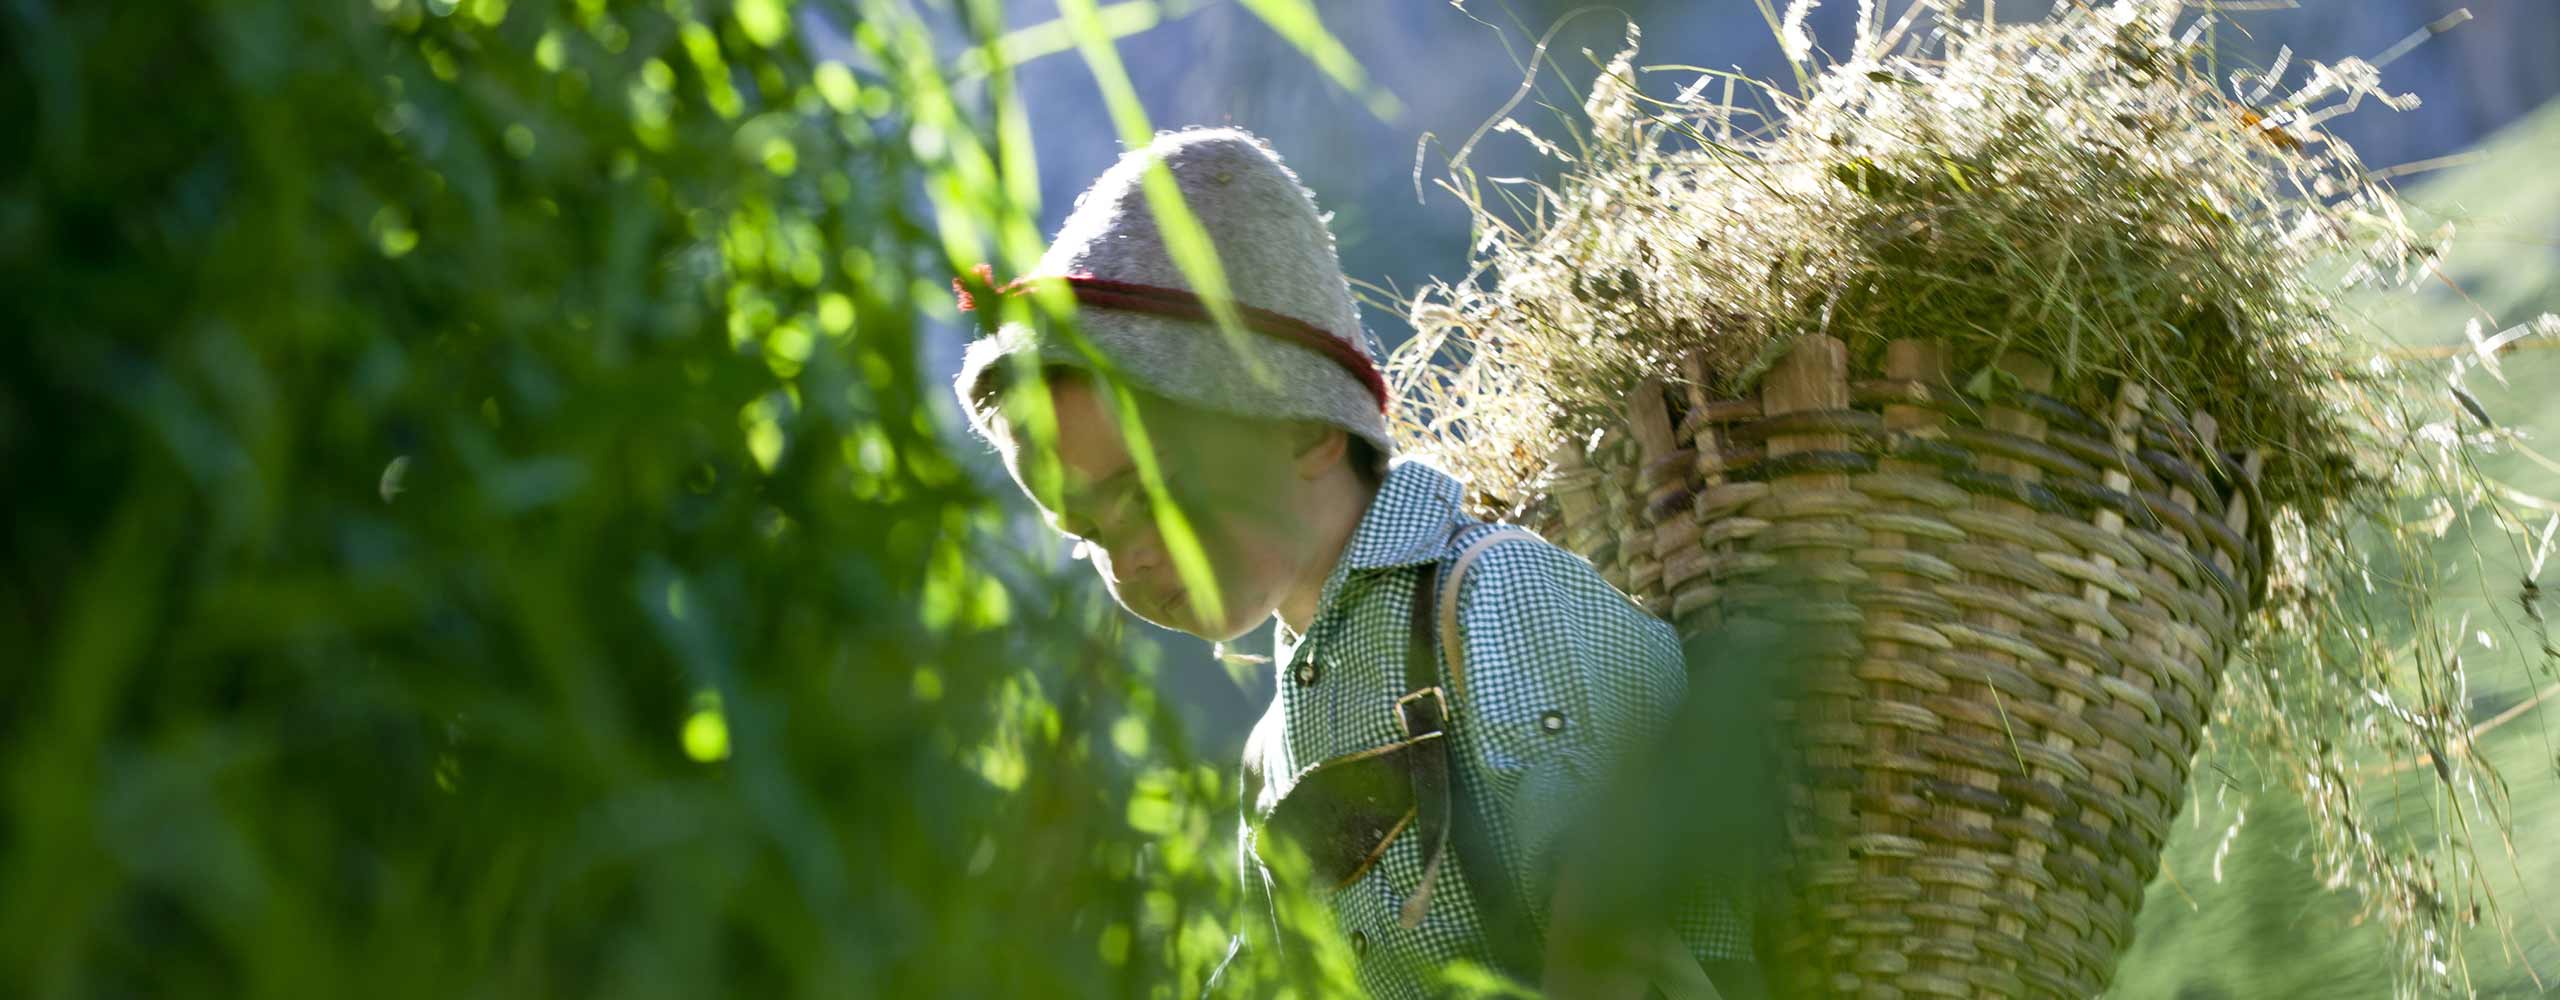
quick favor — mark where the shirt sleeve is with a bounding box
[1443,535,1689,936]
[1205,697,1290,996]
[1202,804,1268,997]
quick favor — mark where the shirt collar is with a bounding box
[1274,455,1468,652]
[1338,455,1470,572]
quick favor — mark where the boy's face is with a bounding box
[997,373,1316,643]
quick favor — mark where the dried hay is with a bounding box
[1386,2,2560,993]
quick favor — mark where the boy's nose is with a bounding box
[1118,560,1176,600]
[1103,543,1163,579]
[1089,547,1152,588]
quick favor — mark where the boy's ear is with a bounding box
[1289,420,1347,480]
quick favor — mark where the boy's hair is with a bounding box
[964,363,1386,492]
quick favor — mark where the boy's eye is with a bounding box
[1053,474,1149,543]
[1090,481,1145,526]
[1106,481,1149,522]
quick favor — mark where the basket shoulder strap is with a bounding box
[1434,525,1540,703]
[1429,523,1727,999]
[1414,524,1545,978]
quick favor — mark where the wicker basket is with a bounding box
[1528,334,2270,999]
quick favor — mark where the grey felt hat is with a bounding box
[951,127,1393,459]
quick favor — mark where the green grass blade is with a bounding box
[1233,0,1403,122]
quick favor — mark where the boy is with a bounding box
[950,128,1754,998]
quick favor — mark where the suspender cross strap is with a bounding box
[1393,559,1455,931]
[1243,526,1534,917]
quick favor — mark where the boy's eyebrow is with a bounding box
[1061,466,1140,510]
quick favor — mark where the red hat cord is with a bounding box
[955,263,1389,413]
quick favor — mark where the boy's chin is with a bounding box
[1136,592,1258,643]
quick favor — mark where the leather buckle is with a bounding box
[1395,686,1447,737]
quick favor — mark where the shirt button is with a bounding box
[1294,660,1321,686]
[1538,710,1568,733]
[1349,929,1369,956]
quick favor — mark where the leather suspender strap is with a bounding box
[1394,560,1455,929]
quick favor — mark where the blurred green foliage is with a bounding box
[23,0,2540,994]
[0,0,1365,995]
[2113,100,2560,999]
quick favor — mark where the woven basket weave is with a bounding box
[1526,334,2270,999]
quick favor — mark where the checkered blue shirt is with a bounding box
[1211,457,1752,999]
